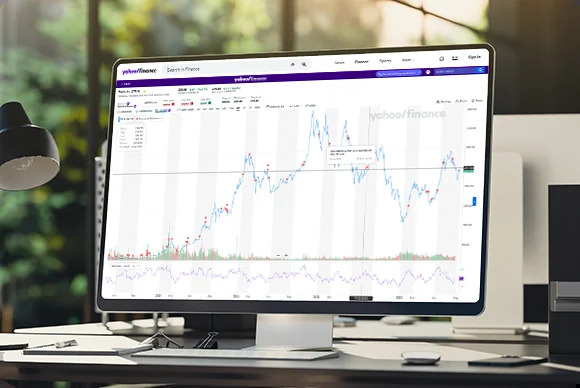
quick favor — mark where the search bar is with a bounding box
[376,69,422,78]
[163,59,309,76]
[434,67,487,76]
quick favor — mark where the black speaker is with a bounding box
[548,185,580,360]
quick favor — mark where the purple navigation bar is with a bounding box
[116,66,488,88]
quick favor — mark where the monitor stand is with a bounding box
[132,314,337,361]
[247,314,334,351]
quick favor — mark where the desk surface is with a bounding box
[15,318,549,344]
[0,330,576,387]
[0,348,575,388]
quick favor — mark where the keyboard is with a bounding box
[132,348,339,361]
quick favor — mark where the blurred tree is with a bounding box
[0,0,89,328]
[0,0,273,329]
[295,0,382,50]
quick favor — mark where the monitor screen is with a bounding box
[98,44,494,315]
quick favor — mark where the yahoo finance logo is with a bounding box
[370,108,446,121]
[234,75,268,83]
[121,67,157,76]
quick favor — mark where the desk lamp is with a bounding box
[0,102,60,190]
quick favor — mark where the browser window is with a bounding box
[102,47,491,304]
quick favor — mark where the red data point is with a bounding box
[198,235,201,238]
[285,178,288,181]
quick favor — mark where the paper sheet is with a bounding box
[15,322,116,335]
[14,317,185,335]
[0,333,140,365]
[334,320,475,339]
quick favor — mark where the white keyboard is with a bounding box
[132,348,339,361]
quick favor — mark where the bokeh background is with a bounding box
[0,0,578,330]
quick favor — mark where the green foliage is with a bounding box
[0,0,273,328]
[295,0,381,50]
[0,0,87,325]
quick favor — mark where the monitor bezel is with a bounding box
[97,43,494,316]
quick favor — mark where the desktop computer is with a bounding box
[97,44,495,356]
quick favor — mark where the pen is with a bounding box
[55,339,78,348]
[27,339,78,350]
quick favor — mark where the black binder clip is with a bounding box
[194,331,219,349]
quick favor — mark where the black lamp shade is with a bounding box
[0,102,60,190]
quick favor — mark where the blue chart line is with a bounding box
[109,109,462,261]
[106,264,456,287]
[181,110,459,250]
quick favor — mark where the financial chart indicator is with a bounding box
[105,263,457,289]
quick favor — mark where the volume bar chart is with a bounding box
[108,245,456,261]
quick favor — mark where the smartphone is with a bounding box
[468,355,547,367]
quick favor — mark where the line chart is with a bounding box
[106,263,456,288]
[107,110,462,261]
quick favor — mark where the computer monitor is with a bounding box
[98,44,495,349]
